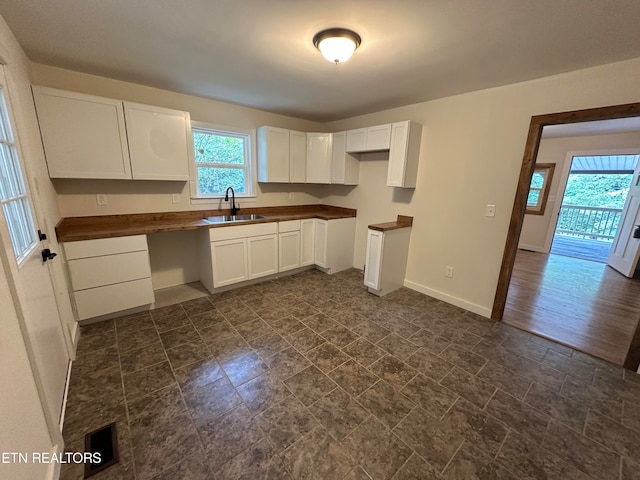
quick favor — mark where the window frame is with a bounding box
[526,163,555,215]
[0,81,38,265]
[189,121,255,201]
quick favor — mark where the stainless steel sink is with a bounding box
[203,214,267,224]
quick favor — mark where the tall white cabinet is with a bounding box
[364,221,412,296]
[33,86,192,181]
[387,121,423,188]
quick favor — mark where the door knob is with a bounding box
[41,248,57,262]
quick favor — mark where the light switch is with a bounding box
[96,194,108,206]
[485,204,496,217]
[172,193,181,204]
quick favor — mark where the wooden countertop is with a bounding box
[56,204,357,242]
[368,215,413,232]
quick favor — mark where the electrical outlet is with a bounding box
[172,193,181,204]
[445,266,454,278]
[485,204,496,217]
[289,192,295,200]
[96,194,108,206]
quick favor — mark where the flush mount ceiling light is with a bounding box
[313,28,361,64]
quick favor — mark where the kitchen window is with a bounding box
[0,83,37,264]
[191,122,253,198]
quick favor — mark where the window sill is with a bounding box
[190,196,257,206]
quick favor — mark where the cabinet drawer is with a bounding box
[278,220,301,233]
[68,251,151,291]
[74,278,154,320]
[64,235,148,259]
[209,222,277,242]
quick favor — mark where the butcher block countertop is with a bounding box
[56,205,357,242]
[368,215,413,232]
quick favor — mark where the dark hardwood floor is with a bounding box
[504,249,640,365]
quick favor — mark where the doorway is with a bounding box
[493,102,640,368]
[549,154,638,263]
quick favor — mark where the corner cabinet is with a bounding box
[387,121,422,188]
[314,218,356,274]
[331,131,359,185]
[32,86,191,181]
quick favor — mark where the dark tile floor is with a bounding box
[61,268,640,480]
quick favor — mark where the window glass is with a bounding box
[0,87,37,262]
[191,126,251,197]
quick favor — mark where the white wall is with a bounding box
[519,132,640,252]
[30,64,328,217]
[321,58,640,316]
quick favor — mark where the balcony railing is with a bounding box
[556,205,623,241]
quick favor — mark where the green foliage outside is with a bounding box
[562,173,633,208]
[557,173,633,240]
[193,131,246,195]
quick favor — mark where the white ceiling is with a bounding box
[2,0,640,122]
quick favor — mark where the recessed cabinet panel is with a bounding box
[124,102,191,180]
[314,219,328,267]
[387,121,422,188]
[364,230,383,289]
[74,278,154,321]
[366,124,392,150]
[331,131,359,185]
[306,133,332,184]
[211,238,248,287]
[33,86,131,179]
[257,126,290,183]
[247,234,278,279]
[289,130,307,183]
[300,219,315,266]
[346,128,367,153]
[278,231,301,272]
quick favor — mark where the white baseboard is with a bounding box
[404,280,492,318]
[517,243,547,253]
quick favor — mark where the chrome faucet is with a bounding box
[224,187,239,215]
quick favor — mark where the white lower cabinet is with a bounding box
[211,238,248,287]
[300,219,315,266]
[248,234,278,279]
[313,218,356,274]
[63,235,154,321]
[364,227,411,296]
[199,223,278,291]
[279,220,302,272]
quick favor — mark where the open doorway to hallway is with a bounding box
[549,154,638,263]
[504,122,640,367]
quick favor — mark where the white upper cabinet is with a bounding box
[32,86,131,179]
[331,131,359,185]
[32,86,191,181]
[257,126,290,183]
[345,124,391,153]
[124,102,191,180]
[387,121,423,188]
[289,130,307,183]
[306,132,332,184]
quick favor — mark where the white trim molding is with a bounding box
[404,279,492,318]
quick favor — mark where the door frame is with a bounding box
[492,102,640,319]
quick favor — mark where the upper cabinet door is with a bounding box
[366,124,391,151]
[345,128,367,153]
[124,102,191,181]
[306,133,332,184]
[387,121,422,188]
[32,86,132,179]
[289,130,306,183]
[257,126,290,183]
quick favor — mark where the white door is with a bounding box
[306,133,331,184]
[300,219,315,266]
[608,157,640,276]
[0,75,70,425]
[212,238,248,287]
[314,219,328,267]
